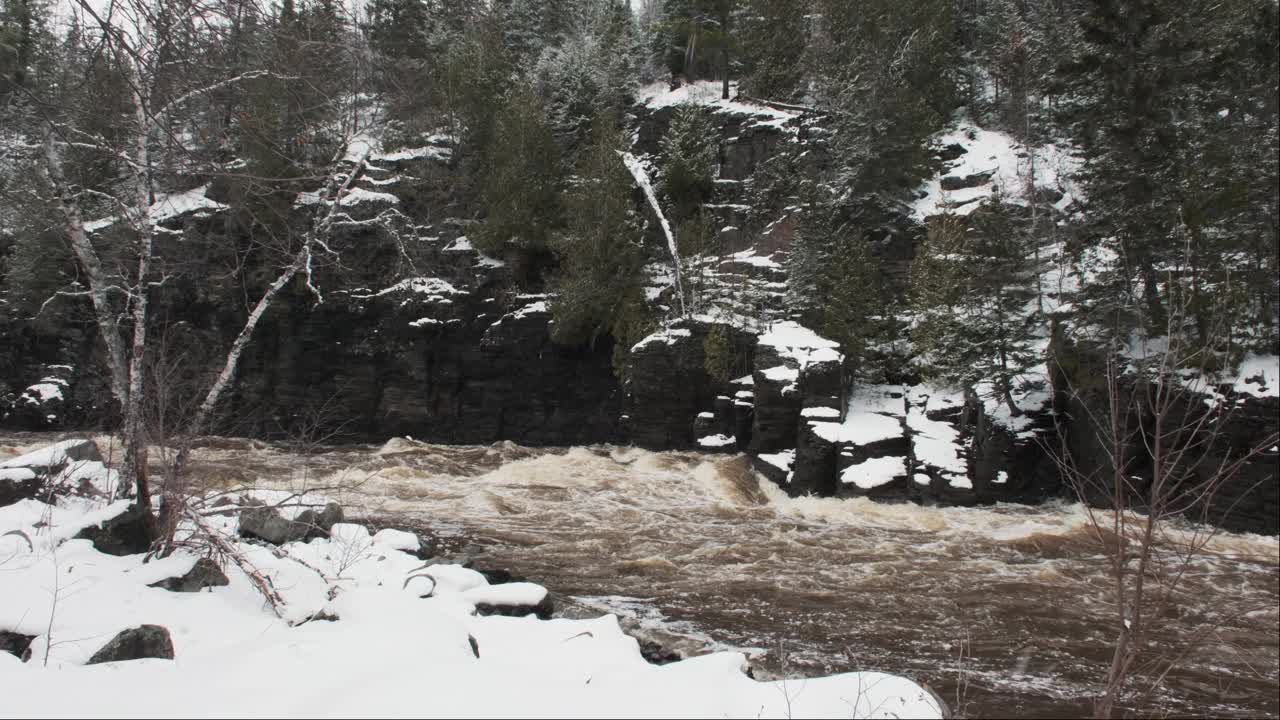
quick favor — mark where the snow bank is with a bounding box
[758,322,842,368]
[841,456,907,490]
[913,117,1082,220]
[0,478,941,719]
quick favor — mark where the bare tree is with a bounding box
[25,0,380,542]
[1050,249,1278,717]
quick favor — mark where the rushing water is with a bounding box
[4,434,1278,718]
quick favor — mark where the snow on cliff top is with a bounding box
[758,321,843,367]
[638,80,798,125]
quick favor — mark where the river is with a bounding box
[5,434,1278,718]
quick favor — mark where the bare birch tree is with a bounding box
[26,0,378,541]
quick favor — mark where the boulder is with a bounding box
[86,625,174,664]
[148,557,229,592]
[294,502,344,539]
[74,503,155,556]
[0,468,42,507]
[474,594,555,621]
[0,630,34,661]
[238,505,298,544]
[791,419,840,496]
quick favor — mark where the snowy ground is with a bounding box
[0,443,943,719]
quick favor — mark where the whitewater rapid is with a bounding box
[3,434,1277,718]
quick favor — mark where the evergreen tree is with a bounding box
[658,103,718,221]
[734,0,807,101]
[811,0,956,201]
[911,201,1037,411]
[473,87,563,285]
[548,113,649,369]
[1060,0,1279,353]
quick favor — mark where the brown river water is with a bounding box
[4,433,1278,718]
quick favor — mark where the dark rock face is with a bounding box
[748,326,844,495]
[86,625,174,664]
[1197,396,1279,535]
[149,557,230,592]
[0,630,34,661]
[74,503,154,556]
[623,321,756,451]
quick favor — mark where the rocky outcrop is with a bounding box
[623,320,756,451]
[747,322,844,495]
[86,625,174,664]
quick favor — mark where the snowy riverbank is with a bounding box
[0,440,942,719]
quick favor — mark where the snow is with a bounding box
[637,81,799,126]
[0,467,37,483]
[913,116,1083,220]
[756,450,795,473]
[726,249,782,269]
[444,236,474,252]
[841,385,907,446]
[353,277,464,302]
[801,406,841,419]
[338,187,399,206]
[409,317,442,328]
[762,364,800,384]
[372,146,452,163]
[841,457,907,490]
[697,434,736,449]
[632,327,692,352]
[1229,354,1279,399]
[0,467,941,719]
[512,301,549,319]
[20,382,63,404]
[84,185,228,232]
[0,440,92,470]
[758,321,843,368]
[620,152,685,313]
[462,582,548,608]
[371,528,420,552]
[906,388,969,485]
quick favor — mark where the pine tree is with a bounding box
[811,0,956,201]
[658,103,718,221]
[1060,0,1279,354]
[473,87,563,285]
[911,201,1037,412]
[734,0,807,101]
[548,112,649,360]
